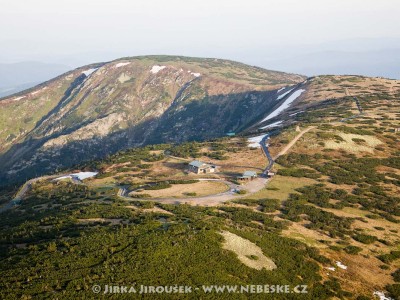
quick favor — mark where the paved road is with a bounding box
[258,126,315,176]
[260,134,274,176]
[121,132,274,204]
[0,174,69,213]
[117,178,268,206]
[118,178,239,199]
[1,126,313,211]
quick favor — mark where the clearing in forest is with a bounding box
[220,230,276,271]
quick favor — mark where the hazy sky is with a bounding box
[1,0,399,55]
[0,0,399,78]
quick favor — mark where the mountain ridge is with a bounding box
[2,55,399,186]
[0,55,305,185]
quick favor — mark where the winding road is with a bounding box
[259,126,314,176]
[1,125,314,210]
[260,134,274,176]
[0,174,74,213]
[117,178,268,206]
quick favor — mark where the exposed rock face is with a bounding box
[0,56,305,184]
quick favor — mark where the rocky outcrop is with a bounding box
[0,56,305,185]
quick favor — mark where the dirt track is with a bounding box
[0,174,68,213]
[1,127,313,211]
[273,126,315,160]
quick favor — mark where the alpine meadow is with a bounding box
[1,1,400,299]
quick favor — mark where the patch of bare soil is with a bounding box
[142,207,174,215]
[220,230,276,270]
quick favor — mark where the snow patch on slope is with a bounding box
[260,89,305,122]
[289,111,304,117]
[151,65,166,74]
[115,62,131,68]
[187,70,201,77]
[247,134,268,148]
[30,87,47,96]
[82,68,98,76]
[277,87,286,93]
[12,96,26,101]
[373,291,393,300]
[259,120,283,130]
[55,172,98,181]
[335,261,347,270]
[277,88,294,100]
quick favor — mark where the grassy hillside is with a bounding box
[0,56,305,185]
[1,73,399,298]
[0,140,347,299]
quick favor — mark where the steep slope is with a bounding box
[0,56,305,185]
[1,71,400,298]
[1,81,399,297]
[249,75,400,133]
